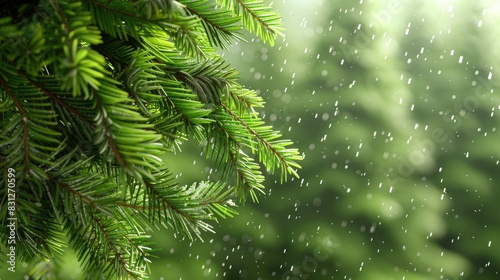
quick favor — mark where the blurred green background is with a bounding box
[3,0,500,279]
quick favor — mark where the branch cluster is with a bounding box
[0,0,300,278]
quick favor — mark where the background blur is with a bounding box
[3,0,500,279]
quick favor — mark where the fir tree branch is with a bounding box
[204,111,265,202]
[27,77,95,130]
[0,1,299,277]
[216,0,284,45]
[0,76,30,173]
[85,0,177,40]
[220,103,301,179]
[180,0,243,48]
[228,86,265,112]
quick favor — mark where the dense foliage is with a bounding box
[0,0,301,278]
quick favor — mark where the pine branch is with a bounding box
[0,70,64,177]
[172,56,238,105]
[7,182,67,262]
[0,74,31,173]
[69,212,150,279]
[50,0,106,98]
[204,109,266,202]
[220,103,301,180]
[92,82,165,180]
[0,0,299,278]
[27,76,97,148]
[216,0,284,45]
[180,0,244,49]
[228,85,265,113]
[84,0,178,40]
[119,171,237,241]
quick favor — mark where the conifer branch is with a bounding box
[0,0,299,278]
[0,76,31,173]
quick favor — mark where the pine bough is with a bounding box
[0,0,301,278]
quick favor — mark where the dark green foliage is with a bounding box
[0,0,301,278]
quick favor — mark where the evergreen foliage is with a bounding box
[0,0,300,278]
